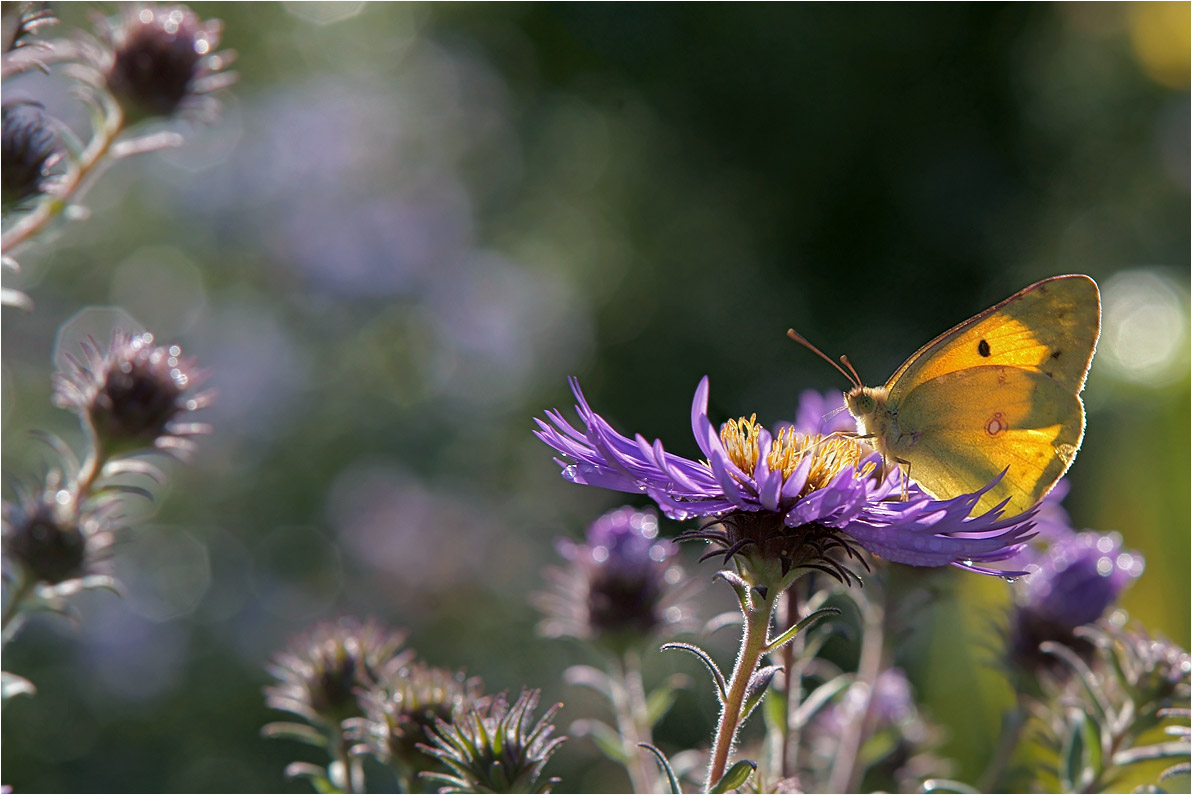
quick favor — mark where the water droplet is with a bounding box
[55,489,71,505]
[1002,575,1019,584]
[962,559,974,568]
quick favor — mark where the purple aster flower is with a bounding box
[1010,530,1144,668]
[532,505,698,651]
[535,377,1035,584]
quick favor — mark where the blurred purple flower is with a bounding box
[815,668,921,739]
[533,505,697,650]
[1011,529,1144,666]
[535,377,1035,582]
[792,388,855,437]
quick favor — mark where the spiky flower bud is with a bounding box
[533,506,697,652]
[1,101,62,212]
[265,617,413,730]
[97,4,233,121]
[2,479,113,588]
[419,689,566,794]
[352,662,484,776]
[52,330,211,458]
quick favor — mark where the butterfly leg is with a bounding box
[882,454,913,502]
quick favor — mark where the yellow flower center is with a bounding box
[717,415,872,495]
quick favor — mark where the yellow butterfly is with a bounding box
[792,274,1101,518]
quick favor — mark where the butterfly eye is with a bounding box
[846,391,875,417]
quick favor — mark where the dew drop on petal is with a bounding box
[1002,575,1019,584]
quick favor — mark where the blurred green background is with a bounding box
[2,3,1188,792]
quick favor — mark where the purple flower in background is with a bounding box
[535,377,1036,584]
[792,388,856,437]
[1010,529,1144,667]
[532,506,697,650]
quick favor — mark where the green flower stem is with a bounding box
[827,591,885,793]
[705,582,779,791]
[1,86,124,256]
[610,650,658,794]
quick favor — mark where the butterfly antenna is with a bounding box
[839,354,863,387]
[787,329,861,388]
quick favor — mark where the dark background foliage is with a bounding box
[3,3,1188,792]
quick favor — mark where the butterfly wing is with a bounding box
[885,274,1100,403]
[890,366,1085,516]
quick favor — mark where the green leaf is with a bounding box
[638,743,682,794]
[661,642,725,702]
[1115,741,1192,766]
[792,675,853,729]
[740,665,781,724]
[712,570,751,613]
[645,677,686,727]
[764,606,841,653]
[575,718,628,764]
[1060,710,1089,793]
[710,759,756,793]
[762,685,788,740]
[261,721,327,748]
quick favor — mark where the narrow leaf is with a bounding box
[740,665,782,724]
[710,759,756,793]
[261,721,327,748]
[792,675,853,729]
[713,570,750,613]
[1114,741,1192,766]
[1060,710,1088,793]
[765,606,841,653]
[639,743,682,795]
[661,642,726,702]
[645,677,688,727]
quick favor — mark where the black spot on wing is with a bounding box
[977,339,991,357]
[1050,349,1062,360]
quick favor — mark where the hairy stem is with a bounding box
[1,87,123,255]
[705,584,778,791]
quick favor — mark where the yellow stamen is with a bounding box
[718,415,873,496]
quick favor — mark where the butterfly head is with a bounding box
[845,384,884,418]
